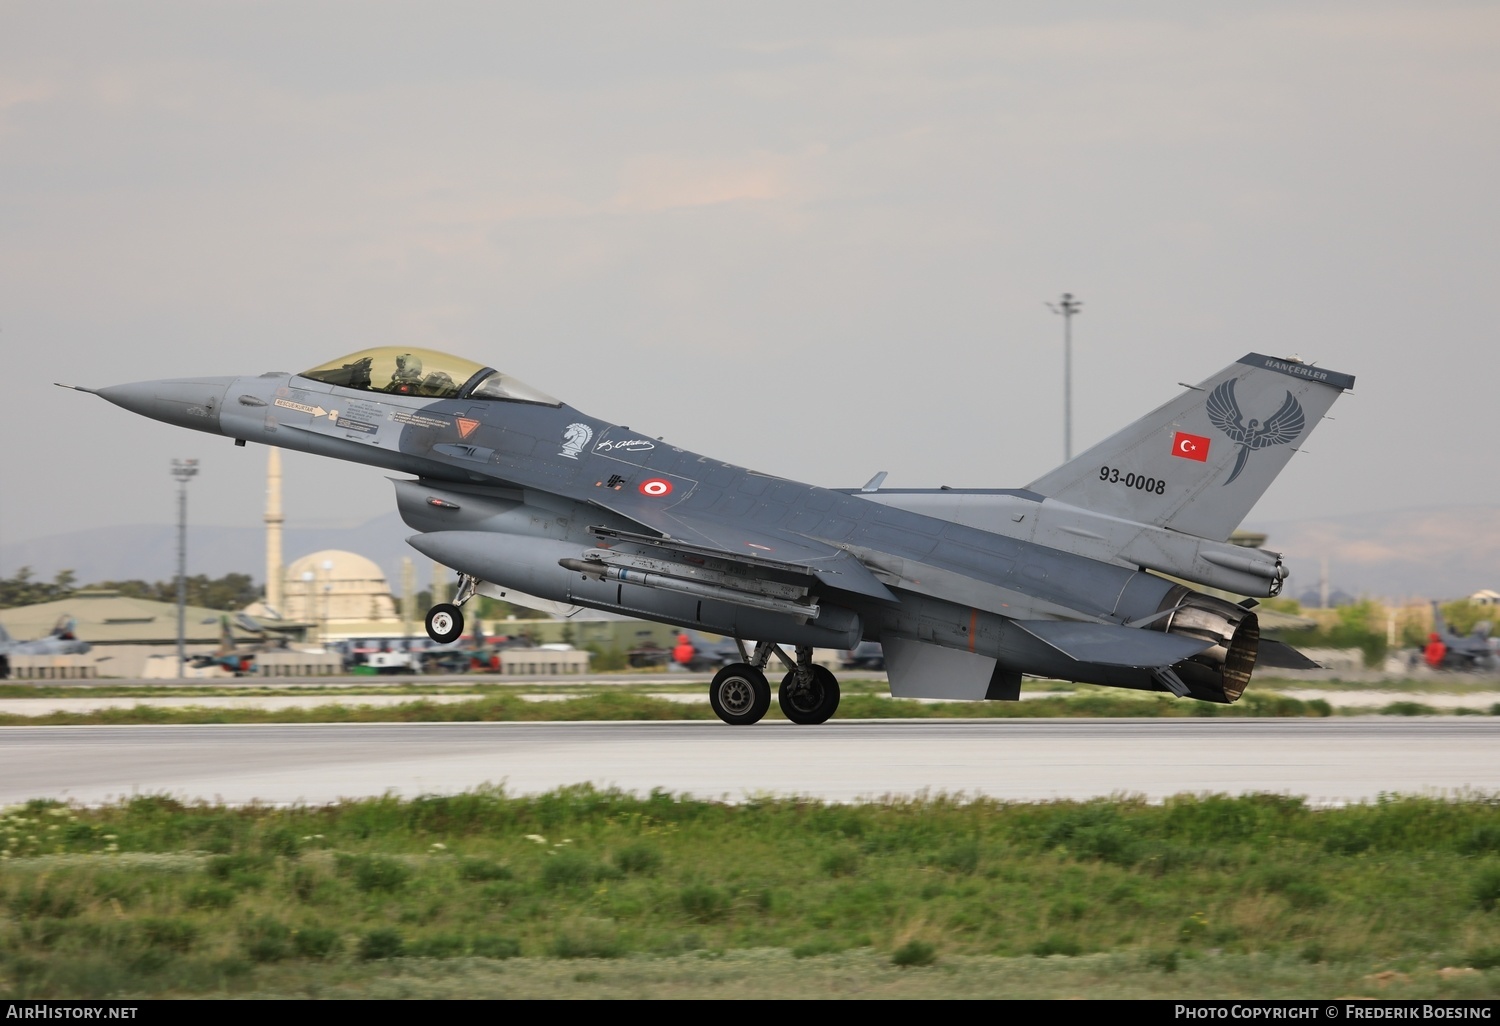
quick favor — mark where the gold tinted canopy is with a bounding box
[299,347,559,405]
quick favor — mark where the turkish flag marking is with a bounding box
[456,417,480,439]
[1172,431,1211,462]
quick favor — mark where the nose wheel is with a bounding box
[425,603,464,644]
[424,573,479,644]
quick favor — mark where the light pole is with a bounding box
[1047,292,1083,461]
[171,459,199,678]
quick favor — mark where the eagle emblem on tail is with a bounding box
[1205,379,1305,485]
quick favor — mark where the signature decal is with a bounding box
[1206,379,1305,485]
[595,438,655,453]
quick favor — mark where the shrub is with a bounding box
[293,926,340,959]
[936,840,980,875]
[1473,865,1500,912]
[140,917,197,953]
[891,939,937,967]
[792,937,842,958]
[1146,948,1180,973]
[338,853,411,893]
[407,933,465,958]
[289,865,330,903]
[241,918,292,962]
[1459,825,1500,856]
[359,928,405,960]
[184,884,235,910]
[614,842,662,875]
[541,850,603,889]
[259,827,301,859]
[205,853,268,889]
[679,884,729,922]
[471,934,522,960]
[551,924,624,959]
[7,884,79,920]
[1032,935,1082,957]
[820,848,860,877]
[458,858,513,881]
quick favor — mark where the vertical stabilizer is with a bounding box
[1026,354,1354,542]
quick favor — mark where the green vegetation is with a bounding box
[0,688,1355,726]
[0,567,257,611]
[0,568,78,609]
[1,789,1498,998]
[1265,599,1390,667]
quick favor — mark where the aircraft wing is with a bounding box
[587,502,898,603]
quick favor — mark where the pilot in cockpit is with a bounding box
[389,353,424,394]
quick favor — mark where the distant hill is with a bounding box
[1,511,420,594]
[4,504,1496,603]
[1243,504,1500,601]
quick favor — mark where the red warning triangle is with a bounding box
[456,417,480,439]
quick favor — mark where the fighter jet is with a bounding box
[0,615,92,679]
[66,348,1353,724]
[1427,601,1497,672]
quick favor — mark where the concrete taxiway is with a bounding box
[2,718,1495,806]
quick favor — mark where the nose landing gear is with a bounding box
[424,573,479,644]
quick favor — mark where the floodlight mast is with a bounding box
[171,459,199,678]
[1047,293,1083,461]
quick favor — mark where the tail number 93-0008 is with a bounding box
[1099,466,1166,494]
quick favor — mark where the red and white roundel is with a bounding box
[638,478,673,497]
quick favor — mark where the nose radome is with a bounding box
[96,376,236,434]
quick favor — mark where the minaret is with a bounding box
[265,447,285,614]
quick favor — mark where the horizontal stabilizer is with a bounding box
[1256,639,1322,670]
[1013,620,1214,668]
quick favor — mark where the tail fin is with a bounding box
[1027,354,1354,542]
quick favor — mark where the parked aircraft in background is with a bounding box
[72,348,1352,724]
[0,615,92,678]
[1426,601,1497,672]
[188,613,279,676]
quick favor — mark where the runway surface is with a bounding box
[2,718,1496,806]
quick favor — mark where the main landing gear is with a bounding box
[709,642,841,726]
[425,574,479,644]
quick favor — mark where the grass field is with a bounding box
[4,685,1498,726]
[3,674,1498,728]
[2,789,1498,998]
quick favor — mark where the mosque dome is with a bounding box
[278,549,400,624]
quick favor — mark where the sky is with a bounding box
[3,2,1497,565]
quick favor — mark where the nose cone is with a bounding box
[97,376,236,434]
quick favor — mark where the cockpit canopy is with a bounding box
[298,347,560,405]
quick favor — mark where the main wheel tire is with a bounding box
[425,603,464,644]
[778,665,841,724]
[709,663,771,725]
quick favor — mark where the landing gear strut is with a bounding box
[708,641,841,726]
[425,573,480,644]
